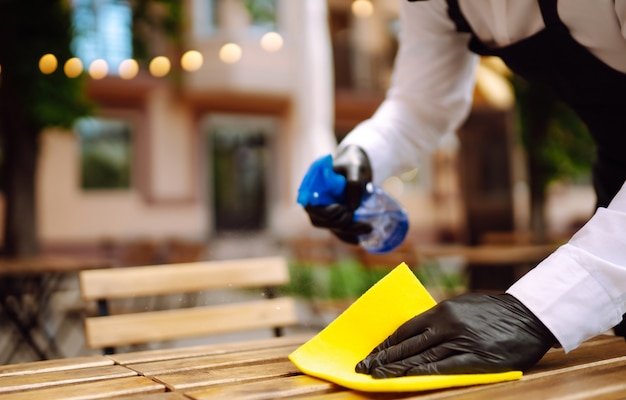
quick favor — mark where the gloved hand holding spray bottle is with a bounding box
[297,145,409,254]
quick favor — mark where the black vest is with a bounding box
[446,0,626,207]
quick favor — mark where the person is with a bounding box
[300,0,626,377]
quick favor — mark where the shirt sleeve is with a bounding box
[338,0,480,185]
[507,182,626,353]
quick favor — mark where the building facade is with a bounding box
[2,0,594,259]
[22,0,410,257]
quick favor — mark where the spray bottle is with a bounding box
[297,154,408,254]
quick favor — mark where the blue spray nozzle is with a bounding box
[297,154,346,207]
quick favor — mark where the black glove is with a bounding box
[355,293,556,377]
[305,145,373,244]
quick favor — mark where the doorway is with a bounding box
[204,114,277,233]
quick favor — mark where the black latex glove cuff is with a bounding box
[355,293,557,377]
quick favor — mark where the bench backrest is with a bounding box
[79,256,298,352]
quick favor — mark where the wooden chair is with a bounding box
[78,256,298,354]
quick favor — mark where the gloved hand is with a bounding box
[355,293,556,377]
[305,145,373,244]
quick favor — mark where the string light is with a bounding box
[149,56,171,77]
[64,57,83,78]
[118,59,139,79]
[88,59,109,79]
[352,0,374,18]
[219,43,242,64]
[37,42,280,79]
[181,50,203,72]
[39,54,58,74]
[260,32,283,52]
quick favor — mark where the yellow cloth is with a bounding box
[288,263,522,392]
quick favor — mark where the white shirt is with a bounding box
[340,0,626,352]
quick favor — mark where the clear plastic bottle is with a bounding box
[297,155,410,254]
[354,183,409,254]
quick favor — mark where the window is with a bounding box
[245,0,277,31]
[192,0,217,37]
[212,128,268,231]
[205,114,276,233]
[72,0,133,74]
[192,0,278,37]
[76,116,132,190]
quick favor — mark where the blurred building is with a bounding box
[5,0,594,259]
[33,0,337,257]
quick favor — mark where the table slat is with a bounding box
[285,392,368,400]
[0,355,113,377]
[279,336,626,400]
[102,392,189,400]
[400,336,626,400]
[365,336,626,400]
[2,334,624,400]
[154,360,299,391]
[530,335,626,374]
[0,365,136,394]
[185,375,338,400]
[416,358,626,400]
[129,345,299,376]
[0,376,164,400]
[109,334,314,365]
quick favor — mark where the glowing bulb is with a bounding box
[219,43,242,64]
[63,58,83,78]
[352,0,374,18]
[149,56,171,77]
[39,54,58,74]
[260,32,283,52]
[181,50,203,72]
[88,59,108,79]
[118,59,139,79]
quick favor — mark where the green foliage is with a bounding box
[244,0,277,28]
[328,259,388,299]
[511,76,595,188]
[540,103,595,184]
[0,0,94,132]
[285,259,403,300]
[284,256,469,302]
[284,262,325,299]
[413,260,468,293]
[284,260,469,337]
[32,73,93,130]
[131,0,184,63]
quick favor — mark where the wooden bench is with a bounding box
[79,256,298,354]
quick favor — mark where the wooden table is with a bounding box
[1,333,625,399]
[0,256,112,277]
[0,255,112,363]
